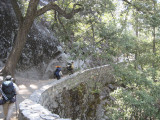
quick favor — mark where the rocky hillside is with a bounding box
[0,0,67,79]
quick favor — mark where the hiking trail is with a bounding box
[0,77,55,120]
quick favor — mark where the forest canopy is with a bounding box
[44,0,160,119]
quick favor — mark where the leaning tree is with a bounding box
[0,0,83,77]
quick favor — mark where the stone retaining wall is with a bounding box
[19,65,115,120]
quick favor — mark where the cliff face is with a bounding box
[0,0,17,61]
[0,0,67,79]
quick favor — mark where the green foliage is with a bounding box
[107,63,160,119]
[90,88,100,94]
[69,41,91,60]
[38,0,160,119]
[109,88,159,119]
[17,0,29,16]
[46,0,117,64]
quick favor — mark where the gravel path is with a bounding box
[0,77,55,120]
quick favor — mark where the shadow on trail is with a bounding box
[0,77,55,120]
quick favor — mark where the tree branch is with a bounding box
[122,0,153,15]
[25,0,39,17]
[57,15,67,35]
[36,2,83,19]
[10,0,24,24]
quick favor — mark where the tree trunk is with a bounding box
[134,11,139,70]
[152,0,156,82]
[152,26,156,82]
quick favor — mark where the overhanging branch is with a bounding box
[36,2,83,19]
[122,0,153,15]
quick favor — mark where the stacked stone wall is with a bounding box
[19,65,115,120]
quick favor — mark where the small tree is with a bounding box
[0,0,83,76]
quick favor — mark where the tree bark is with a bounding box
[122,0,153,14]
[134,10,139,70]
[152,0,156,82]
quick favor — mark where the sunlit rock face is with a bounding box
[0,1,67,79]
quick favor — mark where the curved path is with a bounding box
[0,77,54,120]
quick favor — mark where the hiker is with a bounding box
[0,75,19,120]
[67,62,74,75]
[54,66,63,80]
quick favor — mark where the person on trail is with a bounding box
[0,75,19,120]
[54,66,63,80]
[67,62,74,75]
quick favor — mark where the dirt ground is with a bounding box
[0,77,54,120]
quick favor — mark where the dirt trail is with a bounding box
[0,77,55,120]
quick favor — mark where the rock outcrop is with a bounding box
[0,0,67,79]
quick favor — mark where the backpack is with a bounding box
[54,67,61,76]
[67,63,72,70]
[2,81,16,101]
[59,71,63,76]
